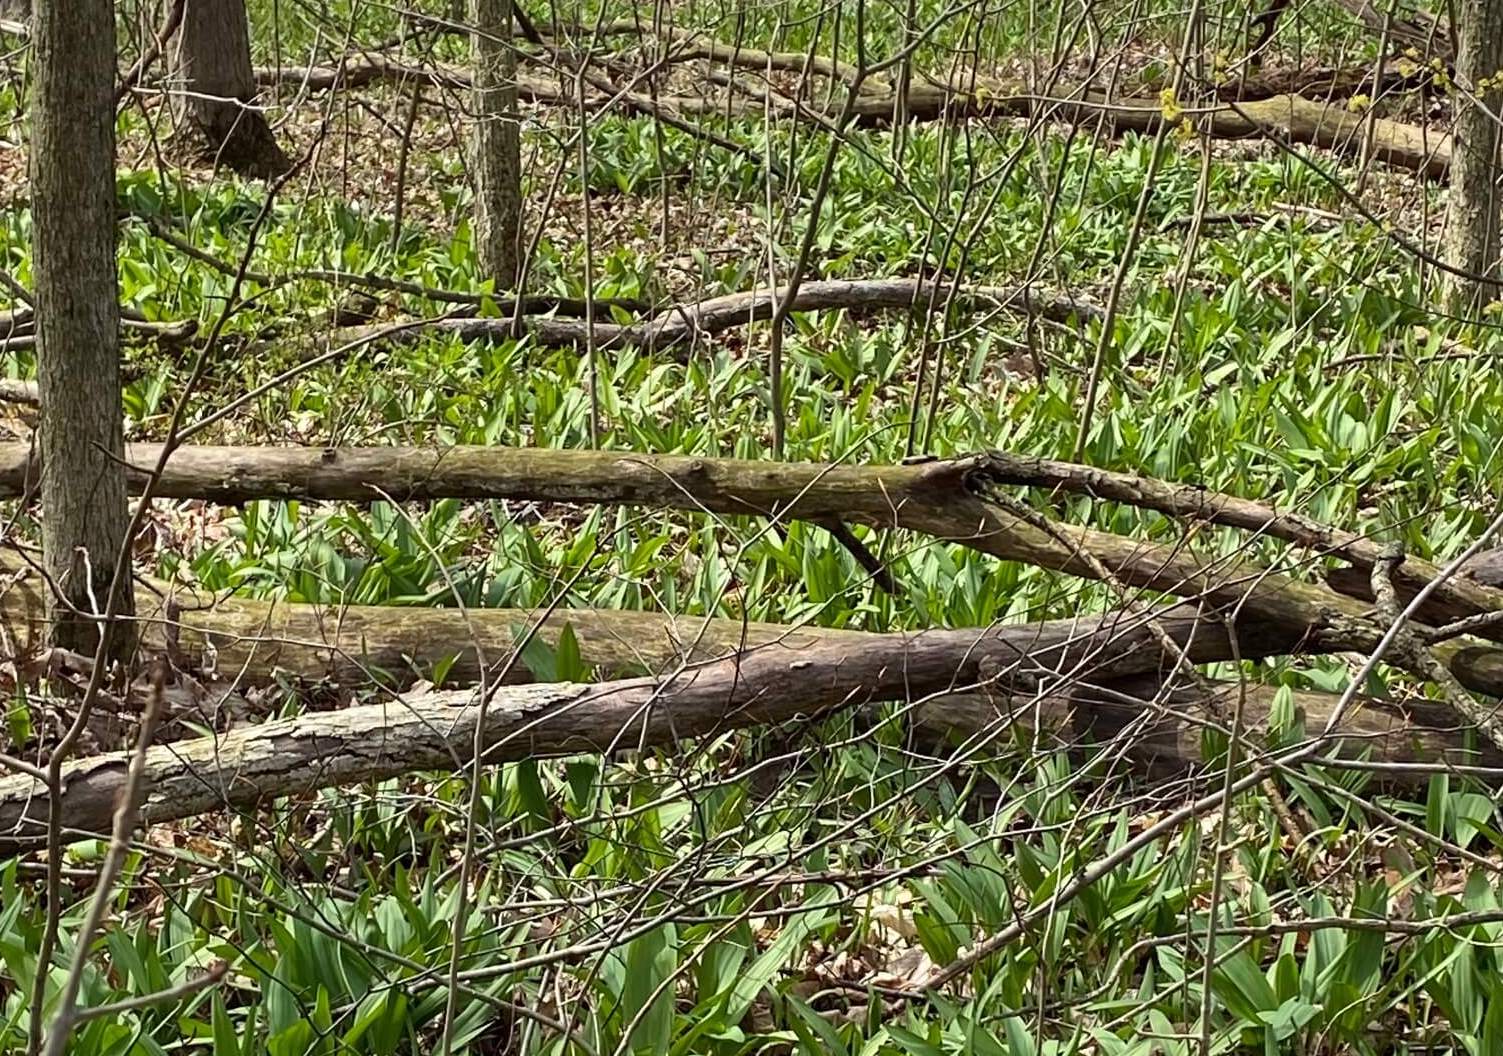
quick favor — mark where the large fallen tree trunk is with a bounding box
[256,53,1455,178]
[4,445,1501,678]
[5,530,1495,789]
[334,277,1102,353]
[3,596,1489,852]
[0,547,848,686]
[6,444,1495,635]
[5,611,1499,851]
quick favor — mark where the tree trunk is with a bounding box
[3,626,1498,852]
[260,54,1460,178]
[1442,0,1503,318]
[2,442,1500,648]
[469,0,521,286]
[0,604,1328,851]
[168,0,289,177]
[29,0,135,661]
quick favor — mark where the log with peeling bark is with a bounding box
[3,606,1497,852]
[0,600,1405,851]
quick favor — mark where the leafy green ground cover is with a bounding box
[5,2,1503,1052]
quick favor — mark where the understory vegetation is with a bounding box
[5,0,1503,1052]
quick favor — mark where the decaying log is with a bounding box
[334,277,1103,353]
[0,548,858,686]
[0,379,39,406]
[5,446,1503,695]
[0,595,1403,852]
[1225,63,1432,103]
[4,602,1497,851]
[256,55,1455,178]
[922,676,1503,788]
[1327,563,1503,632]
[10,444,1494,635]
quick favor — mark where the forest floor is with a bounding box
[4,3,1503,1053]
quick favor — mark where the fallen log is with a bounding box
[1326,563,1503,632]
[333,277,1102,353]
[256,56,1454,178]
[6,445,1503,696]
[8,447,1503,709]
[963,451,1503,641]
[1223,62,1431,103]
[917,89,1451,180]
[11,443,1494,635]
[924,676,1503,788]
[17,536,1459,780]
[0,597,1394,852]
[0,547,861,686]
[5,603,1497,852]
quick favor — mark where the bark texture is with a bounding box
[169,0,289,176]
[469,0,521,287]
[1442,0,1503,317]
[0,546,870,686]
[6,446,1503,696]
[0,603,1325,851]
[29,0,135,660]
[259,57,1458,179]
[3,614,1497,852]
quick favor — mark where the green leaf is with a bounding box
[787,994,849,1056]
[554,623,587,681]
[1484,986,1503,1056]
[1452,794,1495,850]
[211,994,238,1056]
[1427,774,1449,838]
[623,924,678,1055]
[727,904,832,1022]
[1212,947,1279,1020]
[514,760,550,825]
[513,627,558,682]
[566,760,597,812]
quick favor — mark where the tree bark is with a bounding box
[0,604,1333,851]
[1442,0,1503,318]
[29,0,135,660]
[259,57,1458,179]
[3,617,1497,852]
[0,545,873,686]
[335,278,1102,353]
[469,0,521,287]
[168,0,289,177]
